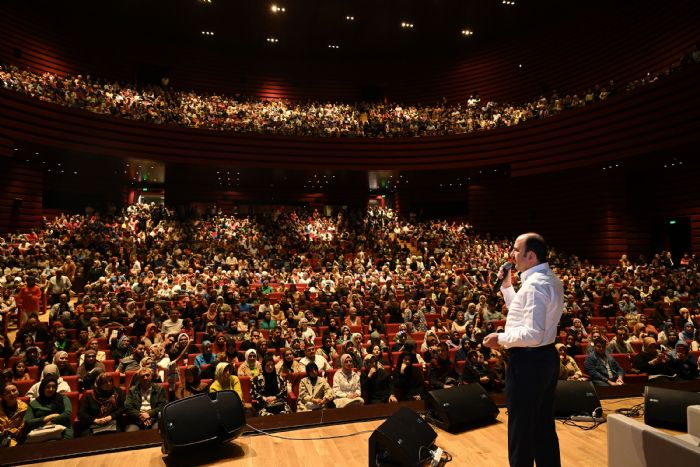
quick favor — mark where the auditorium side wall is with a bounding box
[466,157,700,265]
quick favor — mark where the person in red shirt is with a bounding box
[15,276,42,327]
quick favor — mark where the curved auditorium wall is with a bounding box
[0,2,698,103]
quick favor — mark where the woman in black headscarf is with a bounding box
[251,356,290,416]
[24,375,74,439]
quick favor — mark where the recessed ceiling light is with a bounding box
[345,15,355,21]
[266,37,279,43]
[461,29,473,36]
[401,22,414,29]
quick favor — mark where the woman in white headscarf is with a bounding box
[237,349,260,378]
[332,354,364,408]
[24,364,71,401]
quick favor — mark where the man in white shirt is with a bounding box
[299,345,331,376]
[160,309,183,337]
[484,233,563,467]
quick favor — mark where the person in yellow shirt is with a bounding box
[209,362,243,402]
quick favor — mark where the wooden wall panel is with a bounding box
[0,158,43,233]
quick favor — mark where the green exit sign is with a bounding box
[669,220,677,225]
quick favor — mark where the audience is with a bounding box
[2,50,698,139]
[0,201,697,448]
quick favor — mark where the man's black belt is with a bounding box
[507,343,556,353]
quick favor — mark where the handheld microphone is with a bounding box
[493,262,513,291]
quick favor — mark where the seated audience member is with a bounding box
[160,309,183,338]
[297,362,334,412]
[361,354,396,405]
[25,364,71,400]
[317,335,338,366]
[194,340,217,368]
[680,322,696,345]
[299,345,331,376]
[177,365,210,399]
[251,357,291,416]
[606,326,634,355]
[77,349,106,391]
[209,362,243,401]
[632,337,676,378]
[52,351,76,377]
[556,343,584,380]
[78,372,125,436]
[584,338,625,386]
[670,342,699,380]
[391,352,424,401]
[24,375,74,440]
[276,348,303,374]
[22,346,46,374]
[124,367,166,431]
[12,360,32,382]
[332,354,364,408]
[460,350,503,390]
[52,327,72,354]
[117,341,146,375]
[428,342,459,389]
[78,339,106,366]
[142,323,163,349]
[0,383,28,446]
[238,349,261,378]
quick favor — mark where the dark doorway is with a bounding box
[656,217,691,265]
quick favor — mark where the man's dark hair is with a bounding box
[523,233,548,263]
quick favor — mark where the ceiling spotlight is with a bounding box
[271,5,285,13]
[201,31,215,36]
[198,0,213,4]
[345,15,355,21]
[502,1,516,5]
[328,44,340,49]
[461,29,473,36]
[266,37,279,43]
[401,22,414,29]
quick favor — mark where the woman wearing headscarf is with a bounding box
[361,354,395,405]
[24,375,73,439]
[556,343,584,380]
[209,362,243,402]
[428,342,458,389]
[78,372,125,436]
[149,344,170,383]
[632,337,676,377]
[251,357,291,416]
[680,322,696,345]
[237,349,260,378]
[350,333,367,357]
[340,341,363,370]
[297,361,334,412]
[25,364,71,400]
[0,383,28,446]
[52,351,76,376]
[142,323,163,349]
[391,352,424,401]
[176,365,210,399]
[332,354,364,408]
[77,349,106,391]
[275,348,303,374]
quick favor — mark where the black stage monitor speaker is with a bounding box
[425,384,499,432]
[644,386,700,431]
[554,380,602,419]
[159,390,245,454]
[368,407,437,467]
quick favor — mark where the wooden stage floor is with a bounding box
[25,398,650,467]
